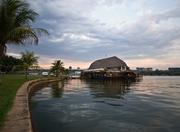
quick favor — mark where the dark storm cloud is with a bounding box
[7,0,180,68]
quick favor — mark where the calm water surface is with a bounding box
[31,76,180,132]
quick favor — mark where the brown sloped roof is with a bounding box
[89,56,128,69]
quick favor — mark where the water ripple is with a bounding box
[31,76,180,132]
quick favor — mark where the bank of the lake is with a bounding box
[31,76,180,132]
[1,75,64,132]
[0,74,45,130]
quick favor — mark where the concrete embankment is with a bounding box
[2,78,63,132]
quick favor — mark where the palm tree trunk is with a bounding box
[0,44,6,57]
[25,68,28,79]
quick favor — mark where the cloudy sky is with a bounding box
[7,0,180,69]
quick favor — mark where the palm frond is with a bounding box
[33,28,50,36]
[7,27,38,44]
[5,0,28,14]
[21,51,38,66]
[0,0,49,56]
[15,8,38,26]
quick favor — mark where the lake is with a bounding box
[30,76,180,132]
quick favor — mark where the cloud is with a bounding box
[7,0,180,69]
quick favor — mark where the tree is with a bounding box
[69,66,72,70]
[0,0,48,57]
[21,51,38,79]
[0,55,23,73]
[50,60,64,77]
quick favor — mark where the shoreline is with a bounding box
[2,78,63,132]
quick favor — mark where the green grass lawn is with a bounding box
[0,74,41,129]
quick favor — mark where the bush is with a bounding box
[0,56,23,73]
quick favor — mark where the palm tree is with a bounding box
[51,60,64,77]
[0,0,48,57]
[21,51,38,79]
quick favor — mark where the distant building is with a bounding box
[89,56,129,71]
[69,69,82,79]
[168,67,180,72]
[82,56,137,79]
[136,67,153,72]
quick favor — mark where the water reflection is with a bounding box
[50,81,64,98]
[31,77,180,132]
[85,79,137,99]
[48,79,139,99]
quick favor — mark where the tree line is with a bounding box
[0,51,68,78]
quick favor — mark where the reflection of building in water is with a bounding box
[85,79,140,99]
[82,56,139,80]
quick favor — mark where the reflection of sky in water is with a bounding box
[31,76,180,132]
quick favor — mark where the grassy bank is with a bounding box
[0,74,40,129]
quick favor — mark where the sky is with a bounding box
[7,0,180,69]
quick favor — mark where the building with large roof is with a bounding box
[89,56,129,71]
[82,56,137,79]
